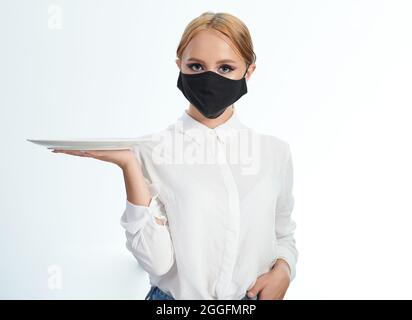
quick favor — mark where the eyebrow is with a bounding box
[186,57,237,64]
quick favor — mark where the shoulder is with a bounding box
[264,133,289,151]
[248,126,291,157]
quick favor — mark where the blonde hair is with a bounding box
[176,11,256,67]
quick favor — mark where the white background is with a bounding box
[1,0,411,299]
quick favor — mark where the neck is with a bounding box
[186,105,234,129]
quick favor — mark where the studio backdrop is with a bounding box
[1,0,411,299]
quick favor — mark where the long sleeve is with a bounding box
[270,142,298,282]
[119,149,175,277]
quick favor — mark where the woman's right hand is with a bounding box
[51,148,137,170]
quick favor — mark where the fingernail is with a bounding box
[248,291,255,297]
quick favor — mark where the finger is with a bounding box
[258,287,280,300]
[51,149,89,157]
[247,279,265,298]
[70,150,90,157]
[81,150,100,157]
[51,149,67,154]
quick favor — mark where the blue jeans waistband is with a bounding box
[145,285,257,300]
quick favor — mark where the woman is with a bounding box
[52,11,298,300]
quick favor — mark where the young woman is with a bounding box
[52,11,298,300]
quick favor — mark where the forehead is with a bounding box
[181,29,242,63]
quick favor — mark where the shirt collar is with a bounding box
[174,108,244,145]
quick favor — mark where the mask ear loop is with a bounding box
[233,63,250,112]
[242,63,250,78]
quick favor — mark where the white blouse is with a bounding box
[120,108,298,300]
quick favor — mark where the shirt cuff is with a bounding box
[120,193,166,234]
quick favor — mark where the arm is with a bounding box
[269,142,298,282]
[122,159,165,225]
[119,148,175,277]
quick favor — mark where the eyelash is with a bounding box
[187,63,235,73]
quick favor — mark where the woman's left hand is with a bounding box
[246,259,291,300]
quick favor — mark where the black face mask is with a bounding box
[177,64,249,119]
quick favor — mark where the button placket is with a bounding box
[214,136,241,299]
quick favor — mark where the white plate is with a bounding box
[26,138,147,151]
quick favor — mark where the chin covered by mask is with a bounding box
[177,64,249,119]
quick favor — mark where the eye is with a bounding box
[187,63,203,72]
[219,64,235,74]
